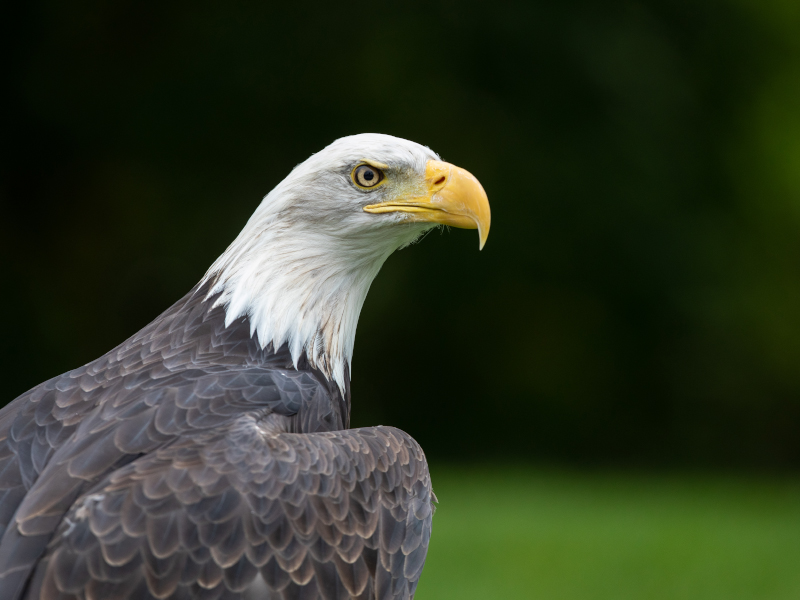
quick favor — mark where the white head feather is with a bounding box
[202,134,440,393]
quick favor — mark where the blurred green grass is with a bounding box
[417,467,800,600]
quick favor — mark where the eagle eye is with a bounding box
[352,164,385,189]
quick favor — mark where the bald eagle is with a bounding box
[0,134,490,600]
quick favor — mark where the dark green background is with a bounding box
[4,0,800,468]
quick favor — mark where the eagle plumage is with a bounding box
[0,134,490,600]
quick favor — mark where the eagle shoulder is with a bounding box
[0,282,348,599]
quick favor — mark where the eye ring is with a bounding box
[351,164,385,189]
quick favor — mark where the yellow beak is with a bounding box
[363,160,491,249]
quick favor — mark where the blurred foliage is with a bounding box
[419,466,800,599]
[3,0,800,466]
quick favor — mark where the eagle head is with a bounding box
[203,133,491,391]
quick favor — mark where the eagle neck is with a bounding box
[200,221,395,396]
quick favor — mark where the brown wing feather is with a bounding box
[0,282,348,599]
[26,422,433,600]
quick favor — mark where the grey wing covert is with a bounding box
[25,421,434,600]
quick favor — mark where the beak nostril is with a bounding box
[433,176,446,186]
